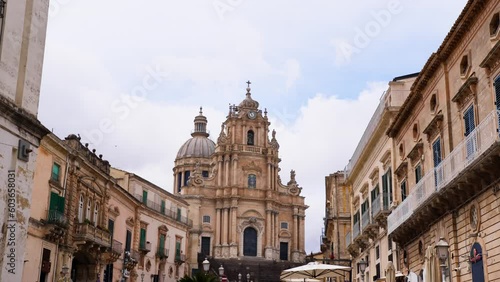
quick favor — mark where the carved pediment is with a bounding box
[480,40,500,71]
[369,168,379,185]
[126,217,135,226]
[395,161,408,180]
[241,161,262,174]
[423,113,444,141]
[452,76,478,108]
[407,142,424,164]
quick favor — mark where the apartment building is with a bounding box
[344,75,416,281]
[23,133,190,282]
[0,0,50,280]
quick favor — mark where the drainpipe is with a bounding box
[62,153,70,197]
[443,62,454,152]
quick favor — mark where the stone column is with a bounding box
[222,208,228,245]
[267,162,272,190]
[232,154,238,187]
[224,156,230,187]
[293,214,298,251]
[218,156,223,186]
[266,210,271,247]
[215,208,221,245]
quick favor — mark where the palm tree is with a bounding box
[178,271,219,282]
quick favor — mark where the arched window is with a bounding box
[243,227,257,256]
[247,130,254,145]
[78,195,84,223]
[248,174,256,188]
[94,203,99,226]
[86,199,91,221]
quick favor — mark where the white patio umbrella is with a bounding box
[280,261,351,280]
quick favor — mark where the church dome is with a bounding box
[176,107,216,159]
[176,137,215,159]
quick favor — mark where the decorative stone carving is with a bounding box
[287,169,302,196]
[187,162,204,187]
[270,129,280,150]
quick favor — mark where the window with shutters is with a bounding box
[142,190,148,205]
[280,222,288,229]
[415,164,422,184]
[382,168,393,207]
[464,104,477,159]
[140,228,147,249]
[125,230,132,252]
[183,171,190,186]
[247,130,255,145]
[433,137,443,186]
[51,163,61,182]
[93,203,99,226]
[494,75,500,137]
[78,195,84,223]
[161,200,165,214]
[86,199,92,221]
[400,179,407,201]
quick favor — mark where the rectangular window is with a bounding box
[161,200,166,214]
[495,76,500,134]
[400,180,407,201]
[159,234,166,249]
[183,171,191,186]
[376,263,380,279]
[125,230,132,252]
[280,242,289,261]
[370,185,379,203]
[108,219,114,237]
[142,190,148,205]
[202,171,209,178]
[433,137,443,186]
[201,237,210,256]
[202,215,210,223]
[177,208,182,221]
[382,168,393,204]
[175,239,182,259]
[353,211,360,224]
[464,105,477,159]
[177,173,182,192]
[376,245,380,259]
[280,222,288,229]
[51,163,61,182]
[361,200,369,214]
[49,191,65,213]
[140,228,146,249]
[415,164,422,184]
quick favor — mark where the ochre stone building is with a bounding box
[173,87,308,281]
[329,0,500,281]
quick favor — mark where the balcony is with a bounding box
[139,241,151,253]
[44,210,68,242]
[157,247,169,259]
[388,110,500,243]
[352,222,360,240]
[175,251,186,265]
[372,193,391,227]
[103,239,123,262]
[74,222,111,248]
[134,194,193,227]
[124,250,140,271]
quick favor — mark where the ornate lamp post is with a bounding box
[203,258,210,273]
[246,273,250,282]
[162,273,166,282]
[435,237,450,282]
[141,272,145,282]
[218,265,224,281]
[358,258,367,282]
[238,273,242,282]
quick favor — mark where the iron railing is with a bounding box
[134,194,193,226]
[388,110,499,234]
[47,210,67,226]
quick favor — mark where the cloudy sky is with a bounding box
[38,0,468,254]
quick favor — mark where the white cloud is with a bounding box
[39,0,469,254]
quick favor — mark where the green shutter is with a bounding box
[387,169,393,203]
[51,164,60,181]
[176,241,181,257]
[49,192,65,213]
[142,190,148,204]
[161,200,165,214]
[140,228,146,248]
[160,234,165,249]
[177,208,181,221]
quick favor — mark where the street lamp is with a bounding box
[358,258,367,281]
[246,273,250,282]
[203,258,210,273]
[141,272,145,282]
[435,237,450,282]
[238,273,242,282]
[219,265,224,281]
[162,273,166,282]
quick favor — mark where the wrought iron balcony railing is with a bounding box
[46,210,67,226]
[388,110,500,235]
[74,222,111,247]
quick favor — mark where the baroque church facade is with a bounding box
[173,86,308,278]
